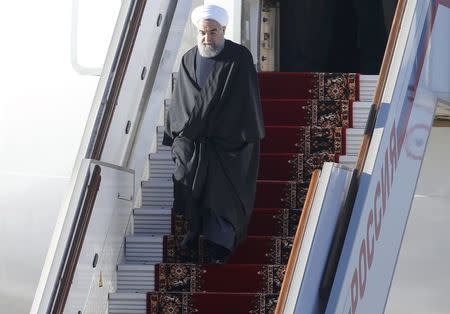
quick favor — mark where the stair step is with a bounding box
[338,155,358,168]
[149,151,171,160]
[108,293,146,314]
[155,263,285,293]
[260,99,354,128]
[258,153,338,182]
[142,179,307,210]
[148,291,279,314]
[145,150,367,182]
[258,72,360,100]
[133,207,172,235]
[141,179,173,207]
[172,208,301,237]
[261,126,362,155]
[359,74,378,101]
[117,264,155,292]
[125,236,164,263]
[158,104,373,151]
[163,235,293,265]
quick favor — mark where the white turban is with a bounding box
[191,4,229,27]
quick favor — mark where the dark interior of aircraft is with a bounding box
[279,0,398,74]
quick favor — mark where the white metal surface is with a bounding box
[359,75,378,102]
[65,162,134,314]
[101,0,173,167]
[125,236,164,264]
[108,293,147,314]
[30,160,134,314]
[339,155,358,168]
[1,1,128,312]
[288,164,356,313]
[117,264,155,292]
[386,128,450,313]
[345,129,364,156]
[352,101,372,129]
[149,152,174,179]
[133,207,172,235]
[30,0,192,312]
[125,0,192,196]
[30,0,137,307]
[326,1,450,313]
[283,162,333,312]
[156,126,171,152]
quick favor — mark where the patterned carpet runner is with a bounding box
[173,208,301,237]
[147,72,359,313]
[261,126,345,154]
[259,72,358,100]
[261,99,352,128]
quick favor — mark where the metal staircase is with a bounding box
[107,75,378,314]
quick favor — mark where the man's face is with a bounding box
[196,19,225,58]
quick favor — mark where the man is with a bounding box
[163,4,265,264]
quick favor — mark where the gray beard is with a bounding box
[197,40,225,58]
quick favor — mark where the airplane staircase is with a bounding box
[107,73,377,313]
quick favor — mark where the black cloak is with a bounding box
[163,40,265,246]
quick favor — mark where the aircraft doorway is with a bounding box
[242,0,398,74]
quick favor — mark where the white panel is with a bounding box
[126,0,192,197]
[386,128,450,313]
[64,161,134,314]
[284,163,333,312]
[326,1,446,312]
[381,0,418,104]
[101,0,169,166]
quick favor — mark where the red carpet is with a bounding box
[148,292,278,314]
[258,72,359,100]
[173,208,300,237]
[254,180,308,209]
[163,235,293,265]
[262,99,352,128]
[258,153,338,181]
[155,263,285,293]
[147,72,359,313]
[261,126,345,155]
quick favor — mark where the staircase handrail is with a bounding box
[88,0,148,161]
[275,170,321,313]
[355,0,408,173]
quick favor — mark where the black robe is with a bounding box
[163,40,265,248]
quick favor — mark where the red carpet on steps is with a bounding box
[258,153,338,181]
[163,235,293,265]
[261,126,345,155]
[173,208,301,237]
[148,292,279,314]
[147,72,359,313]
[258,72,359,100]
[155,263,285,293]
[261,99,352,128]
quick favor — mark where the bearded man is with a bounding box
[163,4,265,264]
